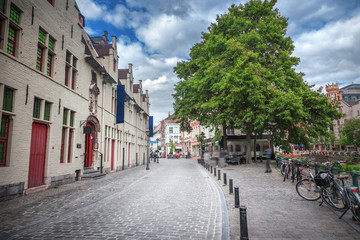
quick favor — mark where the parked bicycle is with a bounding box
[296,160,321,201]
[316,162,360,222]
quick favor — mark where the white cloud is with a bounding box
[293,13,360,87]
[76,0,107,20]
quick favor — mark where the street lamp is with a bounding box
[146,128,150,170]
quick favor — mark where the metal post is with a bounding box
[100,152,103,173]
[235,186,240,208]
[146,135,150,170]
[218,170,221,180]
[122,148,125,170]
[157,156,159,164]
[314,162,319,175]
[211,165,213,173]
[224,173,227,185]
[229,179,233,194]
[214,167,217,176]
[352,170,359,187]
[240,206,249,240]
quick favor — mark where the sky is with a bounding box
[76,0,360,125]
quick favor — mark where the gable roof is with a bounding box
[93,44,112,57]
[118,69,129,79]
[133,84,140,93]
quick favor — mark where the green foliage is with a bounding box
[169,141,176,153]
[172,0,341,162]
[340,118,360,148]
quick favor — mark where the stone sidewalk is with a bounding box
[204,161,360,240]
[0,159,224,240]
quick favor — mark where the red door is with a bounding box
[111,140,115,170]
[84,123,93,167]
[28,123,47,188]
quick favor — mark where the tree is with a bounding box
[340,119,360,149]
[197,132,206,157]
[169,141,176,154]
[173,0,341,163]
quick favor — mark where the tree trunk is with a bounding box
[246,128,252,164]
[254,134,257,162]
[222,124,228,152]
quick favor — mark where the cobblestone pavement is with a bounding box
[0,159,225,240]
[203,161,360,240]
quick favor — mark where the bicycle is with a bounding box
[283,158,295,182]
[316,162,360,222]
[296,160,321,201]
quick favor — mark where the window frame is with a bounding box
[0,115,10,166]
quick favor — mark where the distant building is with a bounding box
[326,83,360,140]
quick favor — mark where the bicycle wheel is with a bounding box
[283,166,289,182]
[350,193,360,222]
[320,186,347,211]
[296,178,321,201]
[280,164,286,176]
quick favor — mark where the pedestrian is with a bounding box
[185,151,188,159]
[204,151,211,165]
[219,148,228,168]
[265,149,272,173]
[153,151,157,162]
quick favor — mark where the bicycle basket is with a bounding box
[314,171,331,187]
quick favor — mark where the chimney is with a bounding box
[129,63,133,73]
[104,31,108,43]
[168,112,170,117]
[111,35,117,46]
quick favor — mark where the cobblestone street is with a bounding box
[0,159,225,240]
[207,161,360,240]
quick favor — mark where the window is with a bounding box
[226,128,235,135]
[32,97,52,121]
[33,97,41,118]
[60,108,74,163]
[44,101,51,121]
[0,86,15,167]
[65,51,77,90]
[113,59,116,72]
[169,127,173,134]
[36,28,56,76]
[0,115,9,166]
[3,87,14,112]
[0,0,5,13]
[6,5,21,56]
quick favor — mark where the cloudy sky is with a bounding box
[76,0,360,125]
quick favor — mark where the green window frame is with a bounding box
[38,28,46,45]
[44,101,51,121]
[0,115,10,166]
[10,6,20,24]
[69,111,74,127]
[63,109,68,125]
[66,51,71,63]
[7,26,16,56]
[33,98,41,118]
[36,47,43,71]
[48,37,55,51]
[3,87,14,112]
[72,56,77,68]
[47,54,53,76]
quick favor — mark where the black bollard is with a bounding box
[211,166,213,174]
[224,173,227,185]
[235,186,240,208]
[218,170,221,180]
[240,206,249,240]
[229,179,233,194]
[157,157,159,164]
[214,167,217,176]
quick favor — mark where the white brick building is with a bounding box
[0,0,151,200]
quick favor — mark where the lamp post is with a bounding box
[146,129,150,170]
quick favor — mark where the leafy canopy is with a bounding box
[173,0,341,155]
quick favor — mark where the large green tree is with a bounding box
[173,0,341,163]
[340,119,360,149]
